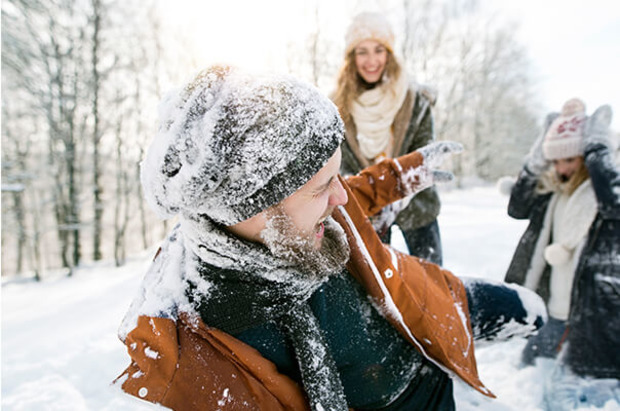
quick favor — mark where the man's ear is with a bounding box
[225,211,268,244]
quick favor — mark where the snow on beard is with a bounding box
[260,206,350,279]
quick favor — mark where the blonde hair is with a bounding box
[332,48,402,125]
[561,160,590,195]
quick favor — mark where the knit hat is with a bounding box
[141,65,344,225]
[542,98,587,160]
[344,12,395,55]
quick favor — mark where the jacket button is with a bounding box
[138,387,148,398]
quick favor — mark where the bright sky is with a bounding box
[161,0,620,131]
[483,0,620,131]
[159,0,331,73]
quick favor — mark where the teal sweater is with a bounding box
[235,272,454,410]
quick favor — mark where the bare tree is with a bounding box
[44,5,87,273]
[286,0,341,92]
[2,1,47,279]
[113,110,130,266]
[399,0,540,180]
[1,116,28,275]
[3,0,91,275]
[3,0,200,277]
[90,0,104,261]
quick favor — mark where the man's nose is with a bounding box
[328,179,348,206]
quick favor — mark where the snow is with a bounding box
[2,184,618,410]
[141,67,344,226]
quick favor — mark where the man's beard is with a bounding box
[260,207,350,280]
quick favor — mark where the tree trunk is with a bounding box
[91,0,103,261]
[12,191,26,274]
[114,117,128,266]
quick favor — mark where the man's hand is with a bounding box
[417,141,463,169]
[399,141,463,196]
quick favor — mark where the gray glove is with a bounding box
[583,105,613,151]
[400,141,463,195]
[525,112,558,175]
[417,140,463,168]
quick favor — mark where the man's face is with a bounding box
[279,147,348,249]
[227,148,348,250]
[261,210,350,278]
[227,148,350,277]
[553,156,584,182]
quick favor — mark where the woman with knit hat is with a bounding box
[332,12,443,264]
[503,98,619,409]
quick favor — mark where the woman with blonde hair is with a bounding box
[332,12,443,264]
[504,98,619,409]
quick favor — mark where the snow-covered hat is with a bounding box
[141,65,344,225]
[542,98,587,160]
[345,12,395,55]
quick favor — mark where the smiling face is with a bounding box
[553,156,584,182]
[354,39,388,84]
[279,148,348,249]
[227,148,348,250]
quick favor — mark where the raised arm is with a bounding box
[582,105,619,219]
[345,141,462,217]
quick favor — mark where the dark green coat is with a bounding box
[340,86,440,232]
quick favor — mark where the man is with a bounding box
[116,65,544,410]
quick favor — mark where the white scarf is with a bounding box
[351,72,409,160]
[523,179,597,294]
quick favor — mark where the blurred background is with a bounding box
[2,0,619,278]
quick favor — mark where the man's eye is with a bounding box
[313,180,335,198]
[325,179,338,193]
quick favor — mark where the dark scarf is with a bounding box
[181,214,348,410]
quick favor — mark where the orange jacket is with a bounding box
[116,151,492,410]
[335,152,491,398]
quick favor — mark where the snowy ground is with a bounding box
[2,184,618,410]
